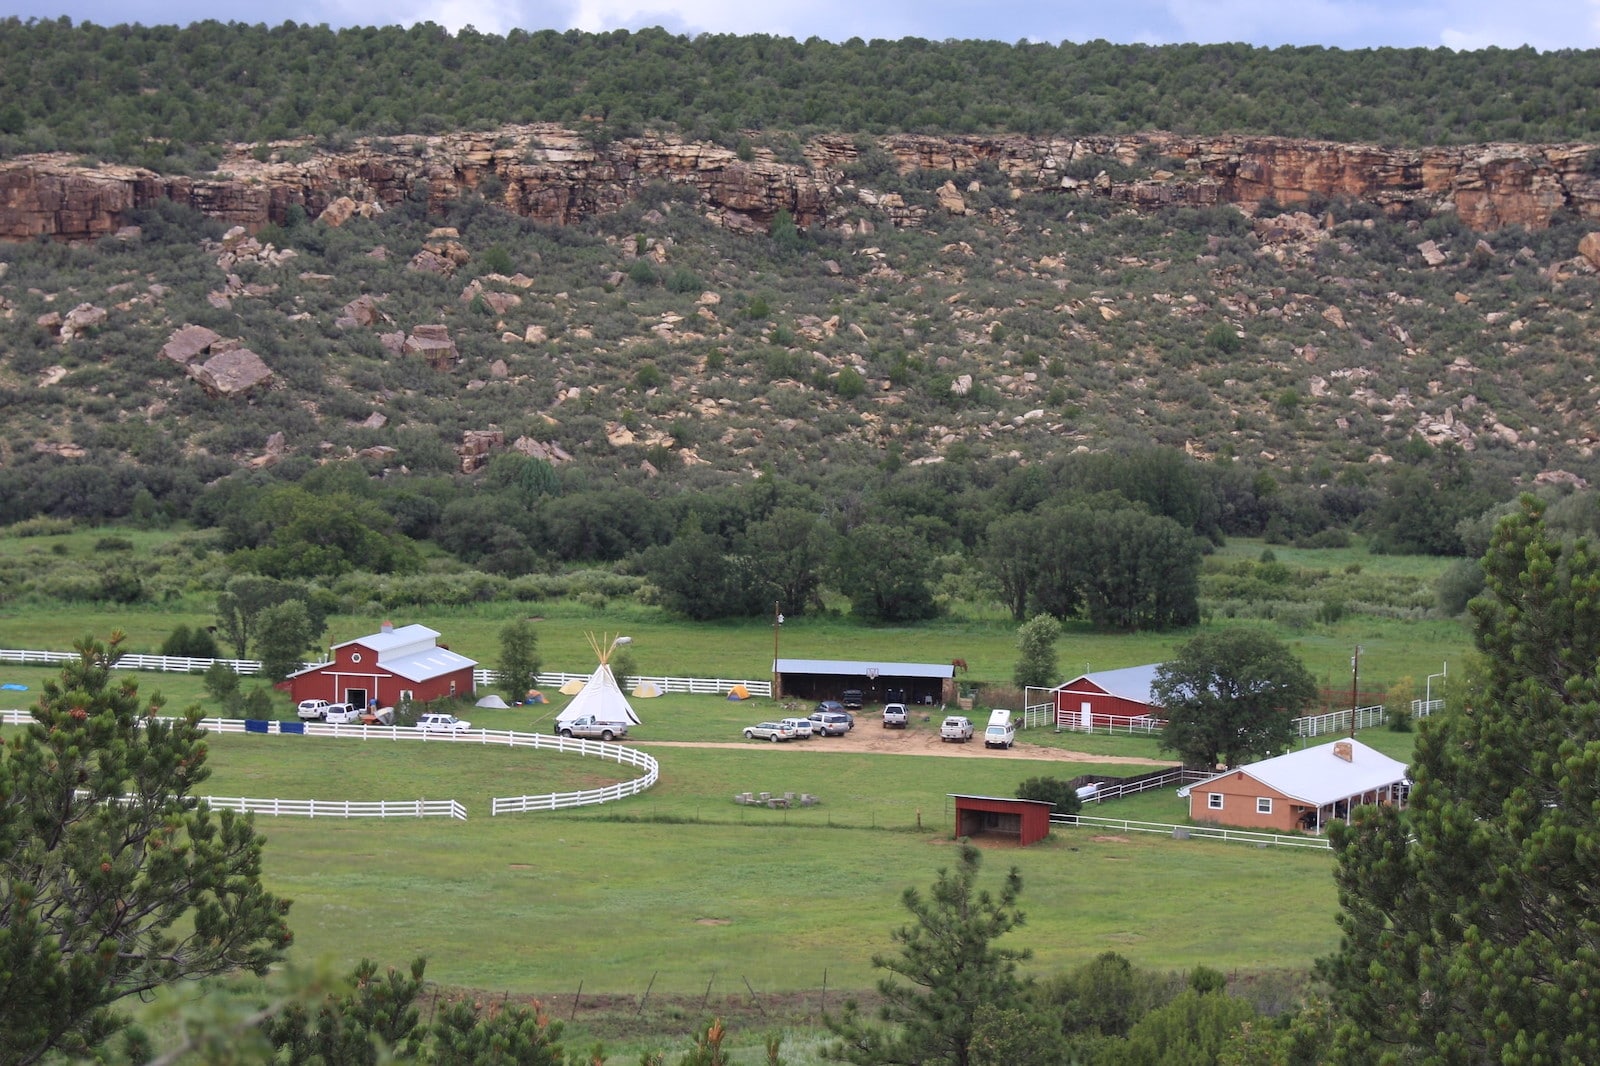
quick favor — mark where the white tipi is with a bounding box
[554,633,643,730]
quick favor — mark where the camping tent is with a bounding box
[726,683,751,700]
[556,663,642,729]
[525,690,548,704]
[631,681,663,698]
[475,694,510,709]
[558,677,586,696]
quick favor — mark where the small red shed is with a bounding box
[949,794,1054,846]
[1052,663,1165,730]
[287,622,477,710]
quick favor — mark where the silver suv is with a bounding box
[809,710,853,736]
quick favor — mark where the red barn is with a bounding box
[950,794,1054,846]
[287,622,477,710]
[1052,664,1165,730]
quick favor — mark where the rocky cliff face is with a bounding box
[3,125,1597,243]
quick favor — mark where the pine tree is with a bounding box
[1321,495,1600,1063]
[0,633,292,1064]
[828,845,1031,1066]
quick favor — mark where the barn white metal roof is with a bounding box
[1053,663,1164,705]
[774,658,955,679]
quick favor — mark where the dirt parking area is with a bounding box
[641,717,1169,766]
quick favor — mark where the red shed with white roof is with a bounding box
[287,622,477,710]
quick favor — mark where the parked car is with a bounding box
[743,721,796,742]
[814,699,848,717]
[416,712,473,734]
[841,689,865,710]
[882,703,909,728]
[322,703,363,724]
[939,715,974,742]
[780,716,815,739]
[809,710,854,736]
[296,699,331,720]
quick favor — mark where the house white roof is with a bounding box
[774,658,955,679]
[1185,738,1410,807]
[1053,664,1163,706]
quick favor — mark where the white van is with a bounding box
[984,709,1016,750]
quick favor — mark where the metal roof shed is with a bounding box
[949,794,1054,846]
[773,658,956,706]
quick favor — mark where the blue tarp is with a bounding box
[1,683,28,691]
[244,719,269,733]
[279,720,305,735]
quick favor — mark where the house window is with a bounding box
[399,689,413,702]
[1257,797,1273,815]
[1207,793,1223,810]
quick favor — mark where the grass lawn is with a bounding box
[182,724,1343,996]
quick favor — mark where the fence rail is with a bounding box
[1052,812,1332,850]
[0,647,768,698]
[1,711,659,820]
[202,796,468,819]
[1080,768,1209,804]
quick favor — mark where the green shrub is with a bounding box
[1016,776,1082,816]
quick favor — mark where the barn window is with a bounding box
[1208,793,1223,810]
[351,652,362,663]
[1257,797,1273,814]
[400,689,413,701]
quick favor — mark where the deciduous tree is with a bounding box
[1153,630,1317,769]
[496,618,542,701]
[0,633,292,1065]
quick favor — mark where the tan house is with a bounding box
[1180,738,1409,833]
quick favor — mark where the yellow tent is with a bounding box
[631,681,664,698]
[559,677,586,696]
[726,683,751,700]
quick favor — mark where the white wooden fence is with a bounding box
[1,711,659,820]
[1022,695,1404,740]
[0,647,770,697]
[1052,811,1333,850]
[202,797,469,819]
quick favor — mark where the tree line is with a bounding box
[3,20,1599,168]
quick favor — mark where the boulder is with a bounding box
[189,347,273,397]
[161,324,223,365]
[59,303,107,341]
[403,324,459,369]
[1579,232,1600,272]
[336,294,387,329]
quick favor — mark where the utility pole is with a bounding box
[772,601,783,700]
[1349,645,1362,738]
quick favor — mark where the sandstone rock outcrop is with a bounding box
[161,324,223,364]
[402,324,459,369]
[3,126,1598,245]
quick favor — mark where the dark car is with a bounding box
[841,689,864,710]
[815,699,848,717]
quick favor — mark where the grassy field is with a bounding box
[0,526,1473,693]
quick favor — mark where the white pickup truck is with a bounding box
[939,715,974,742]
[557,715,629,741]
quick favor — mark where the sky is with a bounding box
[3,0,1599,52]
